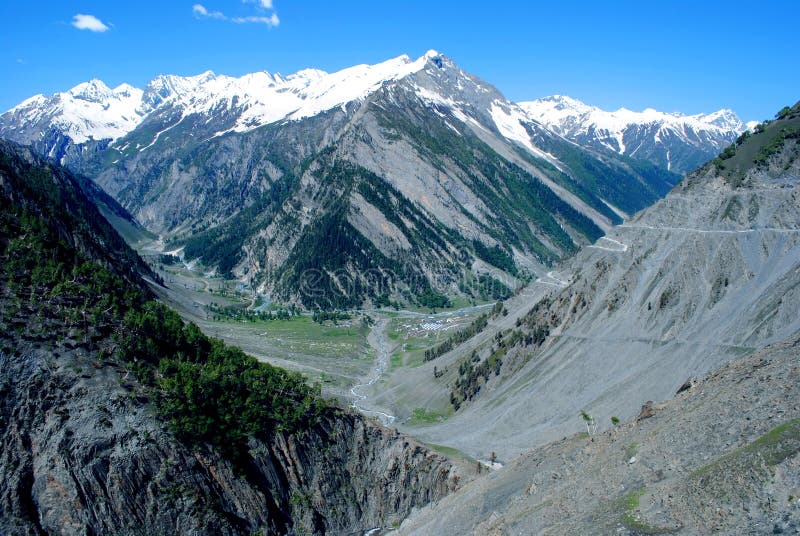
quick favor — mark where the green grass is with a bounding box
[199,312,373,394]
[692,418,800,478]
[407,407,453,425]
[390,352,402,369]
[423,442,478,465]
[318,372,335,385]
[404,345,432,367]
[385,320,436,368]
[618,489,678,534]
[386,319,401,335]
[447,295,477,310]
[395,297,491,314]
[623,489,644,511]
[398,304,447,314]
[255,316,368,357]
[387,312,485,370]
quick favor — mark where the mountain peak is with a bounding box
[67,79,113,102]
[112,83,138,96]
[147,70,217,93]
[8,93,47,113]
[529,95,597,118]
[692,108,745,131]
[288,68,328,81]
[549,94,586,105]
[1,52,451,145]
[519,96,746,173]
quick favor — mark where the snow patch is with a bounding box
[490,102,564,169]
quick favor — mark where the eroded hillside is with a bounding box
[0,140,462,535]
[378,102,800,461]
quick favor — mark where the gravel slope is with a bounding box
[396,334,800,535]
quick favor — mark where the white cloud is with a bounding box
[71,13,110,32]
[231,13,279,26]
[193,4,226,19]
[243,0,274,8]
[193,2,279,27]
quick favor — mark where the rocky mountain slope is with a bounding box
[0,140,462,535]
[397,333,800,535]
[0,52,679,308]
[0,139,153,289]
[519,94,752,174]
[380,101,800,462]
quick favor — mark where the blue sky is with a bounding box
[1,1,797,122]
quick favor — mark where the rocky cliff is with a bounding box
[0,140,459,535]
[0,341,456,535]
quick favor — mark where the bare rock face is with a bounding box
[0,343,457,535]
[0,139,458,535]
[636,401,655,421]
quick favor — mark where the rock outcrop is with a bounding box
[0,139,459,535]
[0,342,456,535]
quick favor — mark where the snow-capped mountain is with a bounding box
[519,95,750,174]
[1,80,145,144]
[1,52,441,147]
[2,53,683,180]
[0,52,679,307]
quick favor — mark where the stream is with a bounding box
[349,317,396,426]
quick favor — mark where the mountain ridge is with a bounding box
[0,52,680,308]
[1,51,444,146]
[519,94,751,173]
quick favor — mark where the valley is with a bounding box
[1,51,683,311]
[144,253,376,399]
[143,245,496,417]
[0,24,798,533]
[131,228,561,458]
